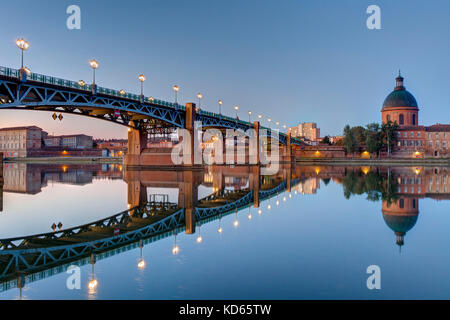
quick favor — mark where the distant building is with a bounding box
[289,122,320,141]
[0,126,97,158]
[0,126,43,157]
[95,139,128,157]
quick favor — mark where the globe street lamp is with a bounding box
[218,99,223,116]
[197,93,203,111]
[268,118,271,129]
[89,59,99,85]
[248,111,252,123]
[16,38,29,70]
[173,85,179,105]
[234,105,239,118]
[138,74,146,101]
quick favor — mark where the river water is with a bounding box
[0,162,449,300]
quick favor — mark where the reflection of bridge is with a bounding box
[0,66,304,167]
[0,166,300,292]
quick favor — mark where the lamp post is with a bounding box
[197,93,203,111]
[268,118,271,129]
[16,38,29,70]
[89,59,99,85]
[89,59,99,94]
[218,99,223,116]
[138,74,146,102]
[234,105,239,118]
[248,111,252,124]
[173,85,179,105]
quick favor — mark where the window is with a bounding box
[410,132,414,137]
[436,132,440,139]
[418,132,421,137]
[404,132,407,138]
[399,199,404,208]
[412,114,416,125]
[399,114,404,125]
[387,115,391,122]
[412,199,416,209]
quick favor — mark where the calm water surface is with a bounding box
[0,162,449,299]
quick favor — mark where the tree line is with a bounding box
[341,120,399,156]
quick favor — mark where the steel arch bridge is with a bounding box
[0,66,303,146]
[0,177,301,291]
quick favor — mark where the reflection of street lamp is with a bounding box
[172,230,180,255]
[88,254,98,293]
[248,206,252,220]
[196,223,203,243]
[173,85,179,105]
[16,38,30,69]
[217,214,223,234]
[233,208,239,227]
[218,99,223,115]
[137,239,146,270]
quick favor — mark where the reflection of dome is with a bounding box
[382,213,418,234]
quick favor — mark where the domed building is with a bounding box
[381,72,450,158]
[382,72,419,126]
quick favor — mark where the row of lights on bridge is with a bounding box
[14,37,290,132]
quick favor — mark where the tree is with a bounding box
[321,136,332,145]
[351,126,367,146]
[365,123,382,156]
[343,125,358,154]
[381,120,399,156]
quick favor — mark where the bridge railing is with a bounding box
[0,66,186,111]
[0,66,303,143]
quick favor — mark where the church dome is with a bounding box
[382,72,418,110]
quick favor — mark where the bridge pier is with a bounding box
[124,121,148,167]
[249,165,260,208]
[180,171,198,234]
[127,180,147,208]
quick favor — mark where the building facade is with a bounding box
[0,126,43,157]
[382,73,450,158]
[289,122,320,142]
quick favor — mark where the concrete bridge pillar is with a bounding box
[185,103,196,166]
[125,122,148,167]
[286,132,292,162]
[249,165,260,208]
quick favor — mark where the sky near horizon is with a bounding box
[1,0,450,139]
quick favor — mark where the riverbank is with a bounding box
[296,157,450,166]
[4,156,123,164]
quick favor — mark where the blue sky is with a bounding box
[1,0,449,138]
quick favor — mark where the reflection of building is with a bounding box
[293,177,320,194]
[382,73,450,158]
[382,198,419,250]
[2,163,123,194]
[289,122,320,142]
